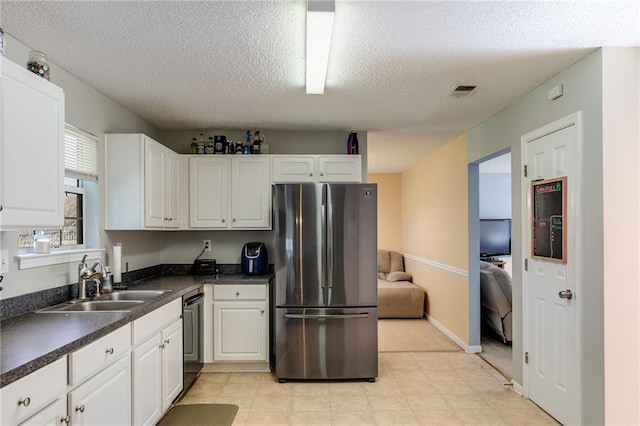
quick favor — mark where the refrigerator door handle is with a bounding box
[284,313,370,319]
[321,201,326,290]
[326,185,334,291]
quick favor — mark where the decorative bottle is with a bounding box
[252,131,261,154]
[205,137,214,154]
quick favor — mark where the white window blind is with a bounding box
[64,124,98,181]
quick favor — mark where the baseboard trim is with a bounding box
[510,379,524,395]
[426,314,481,353]
[403,254,468,277]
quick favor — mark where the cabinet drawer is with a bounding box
[133,298,182,346]
[0,357,67,426]
[69,324,131,386]
[213,284,266,300]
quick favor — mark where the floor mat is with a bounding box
[378,318,462,352]
[158,404,238,426]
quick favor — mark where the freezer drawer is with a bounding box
[275,307,378,381]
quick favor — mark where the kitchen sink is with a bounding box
[95,290,171,301]
[37,300,145,313]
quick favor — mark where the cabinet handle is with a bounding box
[106,347,114,355]
[222,219,225,223]
[236,292,240,297]
[164,339,170,344]
[320,172,324,176]
[61,415,71,424]
[76,405,85,413]
[18,397,31,407]
[309,173,313,177]
[261,310,265,315]
[159,343,165,349]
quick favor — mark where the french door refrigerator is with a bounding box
[274,183,378,382]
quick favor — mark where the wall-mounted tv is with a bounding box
[479,219,511,258]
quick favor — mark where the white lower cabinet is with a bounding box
[161,320,184,411]
[1,299,186,426]
[19,398,67,426]
[204,284,269,366]
[68,355,131,426]
[0,357,67,426]
[213,301,267,362]
[132,334,162,426]
[132,299,183,426]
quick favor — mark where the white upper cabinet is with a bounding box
[105,134,180,230]
[189,156,270,230]
[230,156,271,228]
[272,155,361,183]
[0,56,65,230]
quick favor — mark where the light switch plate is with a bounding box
[547,84,563,100]
[0,250,9,273]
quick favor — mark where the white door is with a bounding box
[20,398,67,426]
[69,355,131,426]
[165,150,181,228]
[213,301,267,362]
[189,157,228,228]
[161,320,184,411]
[144,138,166,228]
[132,335,162,426]
[523,120,580,425]
[231,157,271,229]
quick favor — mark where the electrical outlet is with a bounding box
[203,240,211,252]
[1,250,9,273]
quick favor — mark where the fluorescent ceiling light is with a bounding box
[306,0,335,95]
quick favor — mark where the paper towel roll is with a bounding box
[113,243,122,283]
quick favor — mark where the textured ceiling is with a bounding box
[1,1,638,173]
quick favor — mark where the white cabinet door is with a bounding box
[317,156,362,182]
[231,157,271,229]
[0,357,67,426]
[213,301,267,362]
[132,335,162,426]
[144,137,166,228]
[69,355,131,426]
[165,150,181,228]
[0,57,64,230]
[272,156,316,183]
[161,320,183,411]
[189,157,228,228]
[20,398,67,426]
[105,133,180,230]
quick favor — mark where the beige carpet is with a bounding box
[158,404,238,426]
[378,318,462,352]
[478,333,513,379]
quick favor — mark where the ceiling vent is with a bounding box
[448,85,478,98]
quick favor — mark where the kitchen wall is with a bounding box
[601,47,640,426]
[479,173,511,219]
[367,174,402,252]
[401,134,469,343]
[160,130,367,179]
[468,48,609,423]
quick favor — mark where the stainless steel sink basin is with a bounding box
[95,290,171,301]
[37,300,145,313]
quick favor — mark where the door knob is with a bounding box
[558,290,573,300]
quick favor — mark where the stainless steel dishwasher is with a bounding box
[182,287,204,393]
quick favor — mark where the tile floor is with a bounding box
[177,351,559,425]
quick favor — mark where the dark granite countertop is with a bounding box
[0,273,271,388]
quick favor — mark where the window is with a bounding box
[18,125,98,251]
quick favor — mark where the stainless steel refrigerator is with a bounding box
[273,183,378,382]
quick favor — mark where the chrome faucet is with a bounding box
[78,257,107,300]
